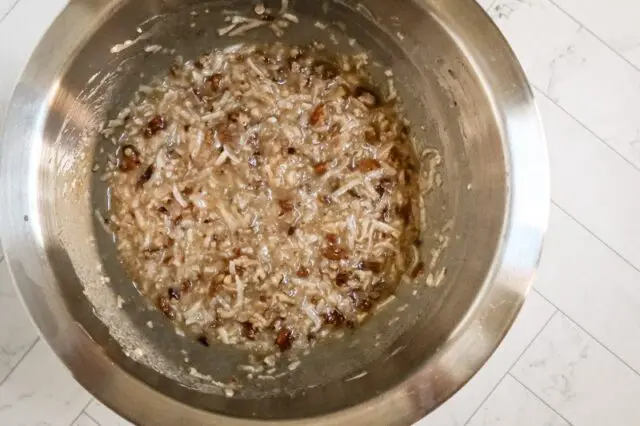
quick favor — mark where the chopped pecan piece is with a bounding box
[143,115,166,138]
[296,267,310,278]
[275,328,294,351]
[309,103,326,125]
[157,296,175,319]
[357,158,381,173]
[278,199,294,215]
[335,272,349,286]
[322,309,346,325]
[208,73,224,91]
[120,145,141,171]
[313,161,329,175]
[323,246,349,261]
[137,164,154,187]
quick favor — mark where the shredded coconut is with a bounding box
[104,42,427,358]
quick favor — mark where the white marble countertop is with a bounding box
[2,0,640,424]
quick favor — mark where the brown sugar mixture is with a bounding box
[104,42,422,355]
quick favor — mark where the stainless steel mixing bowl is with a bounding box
[0,0,548,424]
